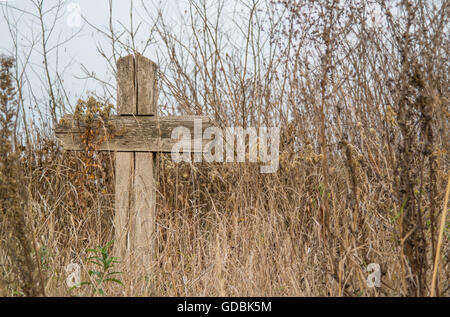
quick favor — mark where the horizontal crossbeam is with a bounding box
[55,114,210,152]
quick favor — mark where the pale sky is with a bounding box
[0,0,247,120]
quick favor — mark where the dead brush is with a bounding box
[0,56,44,296]
[0,0,448,297]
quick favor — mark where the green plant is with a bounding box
[74,241,123,296]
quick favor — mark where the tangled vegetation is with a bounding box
[0,0,448,297]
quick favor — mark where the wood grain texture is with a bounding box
[116,54,158,115]
[55,114,211,152]
[117,55,136,115]
[135,54,158,115]
[113,152,133,261]
[131,152,156,267]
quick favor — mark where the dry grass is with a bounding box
[1,128,447,296]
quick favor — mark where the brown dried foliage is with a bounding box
[0,0,448,297]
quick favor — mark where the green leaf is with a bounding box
[87,255,102,261]
[104,278,123,285]
[106,271,123,276]
[88,270,102,277]
[69,281,90,290]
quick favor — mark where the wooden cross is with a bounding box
[55,54,209,269]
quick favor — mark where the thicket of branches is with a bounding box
[0,0,448,296]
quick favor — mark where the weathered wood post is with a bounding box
[114,53,158,268]
[55,53,209,271]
